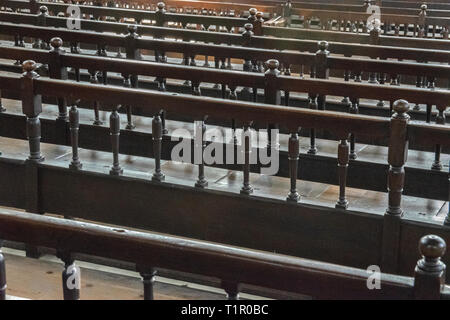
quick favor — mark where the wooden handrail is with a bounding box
[0,208,448,299]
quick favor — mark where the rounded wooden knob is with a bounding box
[318,41,329,51]
[421,4,427,11]
[266,59,279,70]
[419,235,446,260]
[157,2,165,10]
[39,5,48,13]
[256,11,263,19]
[23,60,37,73]
[127,24,137,34]
[50,37,63,49]
[244,23,253,31]
[393,99,410,116]
[249,8,257,15]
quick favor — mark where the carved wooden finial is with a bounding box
[128,24,138,35]
[244,23,253,32]
[249,8,257,17]
[420,4,427,13]
[392,99,410,119]
[39,5,48,14]
[318,40,329,52]
[266,59,279,71]
[256,11,264,22]
[157,2,165,11]
[418,235,446,273]
[22,60,38,74]
[50,37,63,50]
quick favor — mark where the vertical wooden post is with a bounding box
[432,105,446,171]
[264,59,281,150]
[315,41,329,111]
[414,235,446,300]
[22,60,44,162]
[58,252,80,300]
[49,37,69,146]
[69,102,82,170]
[0,241,6,301]
[349,97,359,160]
[418,4,427,38]
[152,113,165,182]
[33,6,49,49]
[195,119,208,188]
[336,134,350,209]
[137,266,157,300]
[308,94,318,155]
[381,99,409,273]
[109,107,123,176]
[240,23,253,101]
[240,123,253,195]
[221,280,241,300]
[287,132,300,203]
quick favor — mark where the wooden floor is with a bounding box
[3,247,268,300]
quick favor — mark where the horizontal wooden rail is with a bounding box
[0,208,448,299]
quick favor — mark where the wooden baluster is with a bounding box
[89,70,103,125]
[49,38,68,123]
[336,135,350,209]
[287,132,300,203]
[315,41,329,111]
[137,266,156,300]
[381,100,410,273]
[57,252,80,300]
[264,60,281,151]
[0,241,6,301]
[221,280,241,300]
[22,61,44,162]
[445,163,450,226]
[349,97,359,160]
[69,102,82,170]
[240,23,254,102]
[283,64,291,106]
[414,235,446,300]
[342,69,350,105]
[240,123,253,195]
[432,105,446,171]
[109,107,123,176]
[426,76,435,124]
[121,74,135,130]
[195,119,208,188]
[152,113,165,182]
[308,94,318,155]
[413,75,424,110]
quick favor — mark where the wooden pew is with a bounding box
[0,209,449,299]
[0,62,448,281]
[0,33,447,199]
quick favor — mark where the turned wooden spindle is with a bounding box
[57,252,80,300]
[195,120,208,188]
[89,70,103,125]
[264,59,281,150]
[109,107,123,176]
[336,135,350,209]
[22,60,44,162]
[386,100,410,216]
[414,235,446,300]
[240,123,253,195]
[121,73,135,130]
[287,132,300,203]
[49,37,68,121]
[0,241,6,301]
[69,102,82,170]
[308,94,318,155]
[137,266,157,300]
[152,114,165,182]
[432,105,446,171]
[221,280,241,300]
